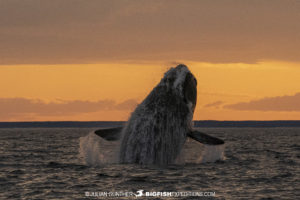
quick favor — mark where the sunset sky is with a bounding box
[1,0,300,121]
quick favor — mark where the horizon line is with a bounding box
[1,120,300,123]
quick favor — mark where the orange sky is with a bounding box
[1,61,300,121]
[1,1,300,121]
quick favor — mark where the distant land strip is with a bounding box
[1,121,300,128]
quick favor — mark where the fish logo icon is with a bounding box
[135,190,144,197]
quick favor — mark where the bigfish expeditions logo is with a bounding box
[135,190,144,197]
[85,190,215,198]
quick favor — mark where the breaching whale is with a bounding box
[94,64,224,165]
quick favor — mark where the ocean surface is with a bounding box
[0,127,299,199]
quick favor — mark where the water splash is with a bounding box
[79,132,225,166]
[199,144,225,163]
[79,131,119,166]
[177,137,225,164]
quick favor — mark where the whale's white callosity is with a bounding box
[119,64,197,165]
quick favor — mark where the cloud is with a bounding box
[224,93,300,111]
[0,97,138,119]
[200,92,250,98]
[0,0,300,64]
[204,101,224,108]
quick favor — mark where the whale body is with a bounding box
[94,64,224,165]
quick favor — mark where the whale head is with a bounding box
[161,64,197,112]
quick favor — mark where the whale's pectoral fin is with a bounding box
[94,127,123,141]
[187,130,225,145]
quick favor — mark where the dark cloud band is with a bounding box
[0,0,300,64]
[224,93,300,112]
[0,98,138,119]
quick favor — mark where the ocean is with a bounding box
[0,127,299,199]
